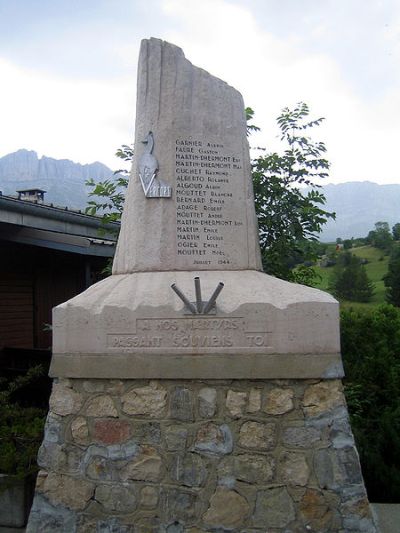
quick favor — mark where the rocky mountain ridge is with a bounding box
[1,149,399,242]
[0,149,112,209]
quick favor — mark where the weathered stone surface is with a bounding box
[314,448,335,489]
[121,382,167,417]
[279,451,309,486]
[121,445,162,481]
[282,425,321,448]
[165,424,188,451]
[330,416,355,449]
[43,412,63,443]
[170,453,207,487]
[264,387,294,415]
[93,419,131,445]
[198,387,217,418]
[85,394,118,417]
[303,380,344,417]
[49,381,83,416]
[95,483,137,512]
[27,493,78,533]
[338,447,363,484]
[85,455,114,482]
[163,488,199,522]
[170,386,194,421]
[226,390,247,417]
[140,485,159,508]
[37,472,94,511]
[82,380,105,393]
[247,388,261,413]
[253,487,295,528]
[194,423,233,455]
[203,487,249,528]
[131,421,161,444]
[37,442,66,471]
[113,37,262,274]
[219,454,275,484]
[71,416,89,444]
[299,488,334,531]
[239,421,276,450]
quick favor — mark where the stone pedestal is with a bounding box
[27,38,376,532]
[28,377,376,532]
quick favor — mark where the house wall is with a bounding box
[0,241,107,351]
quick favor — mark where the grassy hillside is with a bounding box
[313,245,389,309]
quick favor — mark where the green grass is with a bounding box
[313,245,389,308]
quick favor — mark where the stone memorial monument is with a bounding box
[27,38,376,532]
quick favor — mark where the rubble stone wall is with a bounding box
[27,377,376,532]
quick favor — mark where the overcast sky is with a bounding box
[0,0,399,184]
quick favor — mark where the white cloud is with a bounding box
[0,58,135,168]
[160,0,400,184]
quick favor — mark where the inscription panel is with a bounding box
[174,136,248,269]
[107,317,273,352]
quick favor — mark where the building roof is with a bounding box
[0,193,119,257]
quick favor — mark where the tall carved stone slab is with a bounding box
[113,38,262,273]
[27,39,377,532]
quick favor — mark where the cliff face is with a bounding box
[0,149,113,209]
[1,150,399,241]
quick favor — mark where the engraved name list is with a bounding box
[175,137,247,268]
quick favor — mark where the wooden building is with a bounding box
[0,191,119,355]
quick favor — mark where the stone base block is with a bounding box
[27,377,377,532]
[51,270,342,380]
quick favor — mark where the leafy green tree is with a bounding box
[366,221,393,253]
[252,102,335,282]
[341,305,400,501]
[392,223,400,241]
[329,251,374,302]
[85,145,132,229]
[87,104,334,285]
[384,244,400,306]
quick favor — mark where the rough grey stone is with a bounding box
[338,447,363,484]
[203,487,249,529]
[219,454,275,484]
[253,487,295,528]
[43,413,63,444]
[165,425,188,451]
[282,425,321,448]
[170,386,194,421]
[198,387,217,418]
[96,517,134,532]
[194,423,233,455]
[37,442,66,471]
[314,448,335,489]
[170,453,207,487]
[162,488,199,522]
[279,451,309,486]
[95,483,137,512]
[330,417,355,449]
[26,494,77,533]
[131,421,161,444]
[166,521,184,533]
[239,421,277,450]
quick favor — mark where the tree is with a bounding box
[85,145,132,229]
[329,251,374,302]
[384,244,400,306]
[87,104,334,284]
[366,221,393,253]
[252,102,335,281]
[392,223,400,241]
[341,304,400,501]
